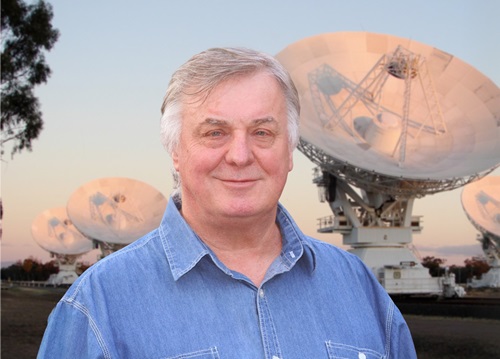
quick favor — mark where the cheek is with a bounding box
[261,151,292,178]
[178,147,221,177]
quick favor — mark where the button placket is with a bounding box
[256,286,283,359]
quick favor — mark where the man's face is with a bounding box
[172,71,293,222]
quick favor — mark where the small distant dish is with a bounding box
[276,31,500,196]
[461,176,500,242]
[31,207,94,255]
[66,177,167,245]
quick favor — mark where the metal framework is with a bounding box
[298,139,494,198]
[308,46,447,167]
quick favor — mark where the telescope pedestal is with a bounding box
[349,244,447,296]
[317,174,464,297]
[46,254,80,286]
[468,267,500,288]
[46,264,79,286]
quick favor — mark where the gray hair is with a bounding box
[160,47,300,154]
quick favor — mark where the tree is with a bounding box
[421,256,447,277]
[1,0,59,157]
[464,256,490,280]
[1,257,59,281]
[22,257,34,274]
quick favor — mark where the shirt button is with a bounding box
[259,289,265,298]
[272,356,280,359]
[358,353,367,359]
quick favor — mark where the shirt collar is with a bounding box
[159,197,316,281]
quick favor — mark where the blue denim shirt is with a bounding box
[38,198,416,358]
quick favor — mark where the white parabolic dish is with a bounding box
[276,32,500,188]
[461,176,500,241]
[31,207,94,255]
[66,177,167,245]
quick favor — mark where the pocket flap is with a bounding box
[325,341,384,359]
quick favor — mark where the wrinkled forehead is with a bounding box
[181,69,281,107]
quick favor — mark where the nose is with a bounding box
[225,132,254,166]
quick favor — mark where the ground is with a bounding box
[2,286,500,358]
[1,286,67,358]
[406,315,500,358]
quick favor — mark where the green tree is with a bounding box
[1,0,59,157]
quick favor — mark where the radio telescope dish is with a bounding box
[277,31,500,197]
[461,176,500,288]
[276,31,500,297]
[462,176,500,241]
[31,207,94,256]
[67,177,167,255]
[31,207,94,285]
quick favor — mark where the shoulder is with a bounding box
[302,235,363,265]
[301,235,379,284]
[64,229,164,302]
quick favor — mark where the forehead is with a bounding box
[182,72,287,123]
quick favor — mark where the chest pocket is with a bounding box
[162,347,220,359]
[326,342,384,359]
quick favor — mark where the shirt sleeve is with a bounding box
[37,300,110,359]
[388,304,418,358]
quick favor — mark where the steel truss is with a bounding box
[298,139,493,198]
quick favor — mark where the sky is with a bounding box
[2,0,499,267]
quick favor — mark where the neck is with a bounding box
[180,204,282,287]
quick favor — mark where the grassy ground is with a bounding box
[2,286,500,358]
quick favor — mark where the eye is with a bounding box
[252,129,276,147]
[254,129,270,137]
[206,130,224,137]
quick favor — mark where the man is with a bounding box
[38,47,416,358]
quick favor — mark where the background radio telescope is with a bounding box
[276,31,500,297]
[461,176,500,288]
[67,177,167,257]
[31,207,94,285]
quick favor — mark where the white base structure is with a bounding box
[350,246,464,297]
[315,172,465,298]
[46,264,79,286]
[469,267,500,288]
[45,254,81,286]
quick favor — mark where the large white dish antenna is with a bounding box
[31,207,94,255]
[67,177,167,245]
[276,32,500,196]
[461,176,500,243]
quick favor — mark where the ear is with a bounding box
[288,150,294,172]
[172,148,180,171]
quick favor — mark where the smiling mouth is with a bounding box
[218,178,259,187]
[222,179,257,183]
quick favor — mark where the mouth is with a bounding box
[218,178,259,188]
[222,178,257,183]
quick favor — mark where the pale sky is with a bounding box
[2,0,499,267]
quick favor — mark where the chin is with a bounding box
[222,201,274,219]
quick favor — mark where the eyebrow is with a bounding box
[200,117,277,127]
